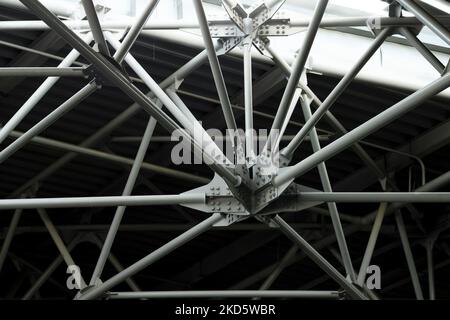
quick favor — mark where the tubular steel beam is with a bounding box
[395,211,424,300]
[106,32,229,165]
[400,27,446,74]
[19,0,239,187]
[90,117,156,286]
[259,244,298,290]
[0,82,98,165]
[397,0,450,45]
[0,32,93,146]
[37,208,87,288]
[2,16,450,31]
[0,67,86,77]
[78,214,223,300]
[273,73,450,187]
[0,194,205,210]
[81,0,110,56]
[267,0,328,150]
[22,235,81,300]
[356,202,387,286]
[297,192,450,203]
[113,0,161,63]
[270,216,367,300]
[10,47,211,197]
[243,31,255,161]
[0,209,23,273]
[282,27,392,157]
[301,96,356,282]
[107,290,340,299]
[192,0,239,134]
[8,129,209,185]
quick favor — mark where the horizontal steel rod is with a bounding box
[298,192,450,203]
[78,214,223,300]
[1,16,449,30]
[111,135,330,143]
[107,290,340,299]
[0,194,205,210]
[0,223,325,236]
[0,67,86,77]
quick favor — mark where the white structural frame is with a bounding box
[0,0,449,300]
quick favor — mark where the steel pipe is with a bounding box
[0,32,93,146]
[274,73,450,186]
[78,214,223,300]
[270,215,367,300]
[0,82,98,165]
[395,211,424,300]
[0,67,86,77]
[0,209,22,273]
[356,202,387,286]
[267,0,328,150]
[301,96,356,282]
[0,194,205,210]
[107,290,340,299]
[282,27,392,157]
[81,0,110,56]
[1,16,450,31]
[89,116,156,286]
[297,192,450,203]
[10,48,211,197]
[400,27,445,74]
[192,0,239,134]
[397,0,450,45]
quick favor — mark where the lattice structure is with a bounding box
[0,0,449,300]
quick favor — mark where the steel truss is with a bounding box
[0,0,448,300]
